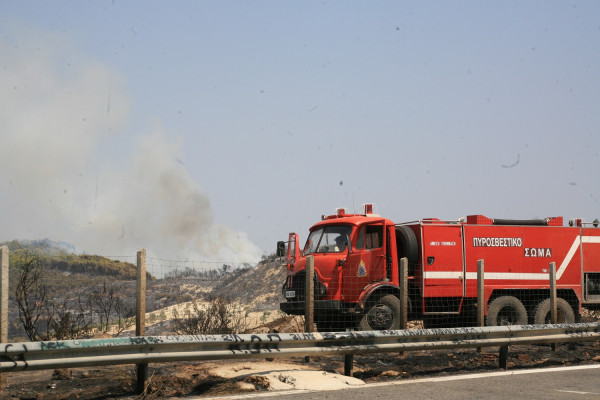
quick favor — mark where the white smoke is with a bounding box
[0,25,262,264]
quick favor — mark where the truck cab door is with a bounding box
[342,221,386,302]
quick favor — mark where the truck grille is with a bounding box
[283,272,323,301]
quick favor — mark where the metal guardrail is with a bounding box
[1,323,599,373]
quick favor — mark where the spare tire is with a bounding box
[396,226,419,273]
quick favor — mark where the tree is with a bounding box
[89,281,133,335]
[112,294,135,336]
[14,253,48,341]
[46,297,93,340]
[15,253,96,341]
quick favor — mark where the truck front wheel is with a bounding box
[486,296,528,326]
[358,294,401,330]
[533,298,575,324]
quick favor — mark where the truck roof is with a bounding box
[311,208,394,230]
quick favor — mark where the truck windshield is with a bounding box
[303,225,352,256]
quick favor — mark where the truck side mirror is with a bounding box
[276,241,286,257]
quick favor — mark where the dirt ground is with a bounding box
[2,340,600,400]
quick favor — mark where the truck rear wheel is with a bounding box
[533,298,575,324]
[358,294,401,330]
[486,296,528,326]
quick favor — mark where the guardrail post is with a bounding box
[0,246,8,389]
[549,261,557,351]
[499,344,509,370]
[344,353,354,377]
[477,259,484,353]
[305,255,315,362]
[136,249,148,394]
[398,257,408,358]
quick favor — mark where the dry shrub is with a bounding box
[170,296,248,335]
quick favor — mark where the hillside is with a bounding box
[213,259,286,311]
[1,239,287,339]
[2,239,148,280]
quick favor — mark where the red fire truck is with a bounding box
[277,204,600,331]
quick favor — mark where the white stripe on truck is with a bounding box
[424,235,600,281]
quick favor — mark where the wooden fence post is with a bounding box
[399,257,408,330]
[397,257,408,358]
[304,255,315,333]
[477,259,484,352]
[304,255,315,363]
[549,261,557,351]
[0,246,8,389]
[136,249,148,394]
[549,261,557,323]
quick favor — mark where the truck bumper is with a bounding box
[279,300,342,315]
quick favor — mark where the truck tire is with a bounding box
[533,298,575,325]
[396,226,419,269]
[358,294,401,331]
[486,296,528,326]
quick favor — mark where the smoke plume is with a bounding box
[0,25,261,264]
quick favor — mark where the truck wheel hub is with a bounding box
[366,305,394,329]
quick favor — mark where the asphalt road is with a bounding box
[208,364,600,400]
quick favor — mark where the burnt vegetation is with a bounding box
[3,240,148,340]
[170,296,248,335]
[2,239,283,341]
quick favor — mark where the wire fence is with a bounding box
[280,256,598,333]
[1,246,283,342]
[4,220,600,345]
[105,255,254,280]
[2,242,600,393]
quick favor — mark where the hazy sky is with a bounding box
[1,1,599,263]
